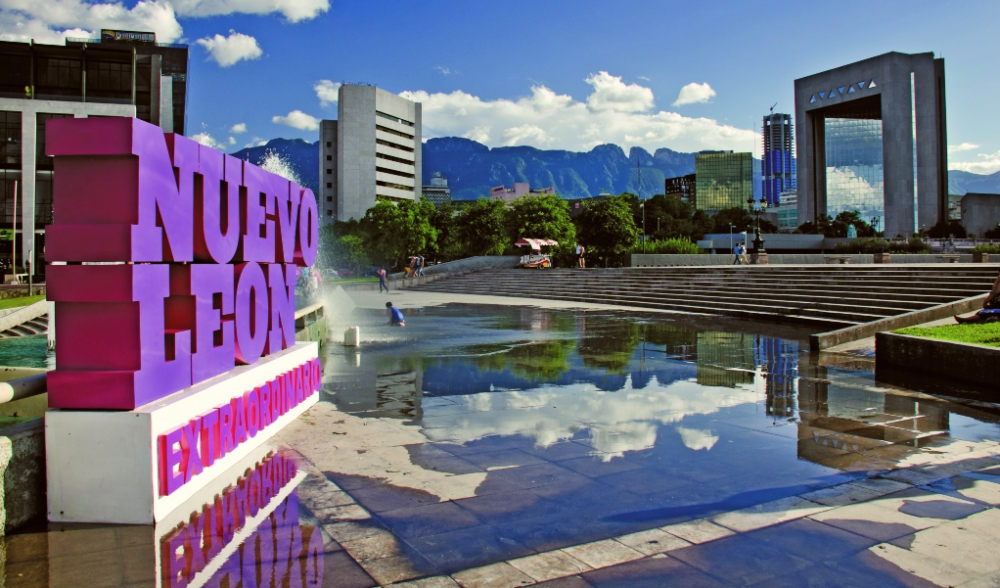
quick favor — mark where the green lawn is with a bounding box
[330,277,378,284]
[895,322,1000,348]
[0,295,45,311]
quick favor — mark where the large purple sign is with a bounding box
[45,117,320,410]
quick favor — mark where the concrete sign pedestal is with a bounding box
[45,342,319,524]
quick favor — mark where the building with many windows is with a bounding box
[320,85,422,222]
[489,183,555,202]
[762,113,795,208]
[795,52,947,238]
[664,174,696,205]
[776,190,798,231]
[422,172,451,208]
[694,151,753,212]
[0,31,188,271]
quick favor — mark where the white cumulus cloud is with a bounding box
[230,122,247,134]
[196,30,261,67]
[272,110,319,131]
[673,82,717,107]
[314,80,341,107]
[400,73,754,153]
[948,142,979,154]
[170,0,328,22]
[191,132,225,150]
[585,71,654,113]
[0,0,183,44]
[950,150,1000,175]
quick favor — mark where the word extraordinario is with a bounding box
[159,358,320,495]
[45,117,320,410]
[159,452,323,588]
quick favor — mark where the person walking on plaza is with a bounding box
[386,301,405,327]
[417,254,426,277]
[378,267,389,293]
[576,243,586,268]
[732,243,741,265]
[739,243,749,265]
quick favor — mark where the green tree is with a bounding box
[359,198,437,265]
[455,198,508,256]
[429,201,463,260]
[505,194,576,246]
[575,194,640,265]
[712,207,754,233]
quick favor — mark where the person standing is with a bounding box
[378,267,389,293]
[576,243,586,268]
[417,254,426,277]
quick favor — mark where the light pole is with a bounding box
[729,223,735,252]
[746,195,769,258]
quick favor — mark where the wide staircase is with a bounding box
[414,265,1000,330]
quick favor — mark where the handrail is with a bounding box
[295,302,324,319]
[0,373,47,404]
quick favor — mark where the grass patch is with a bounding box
[330,277,378,284]
[895,322,1000,348]
[0,295,45,311]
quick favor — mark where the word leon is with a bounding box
[45,117,319,411]
[159,359,320,495]
[159,452,324,588]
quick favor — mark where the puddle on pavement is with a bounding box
[2,303,999,586]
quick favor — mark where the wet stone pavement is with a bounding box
[3,303,1000,587]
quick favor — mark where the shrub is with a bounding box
[833,237,890,254]
[972,244,1000,254]
[889,237,931,254]
[636,238,700,255]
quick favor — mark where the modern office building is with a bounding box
[795,52,947,238]
[664,173,696,205]
[0,30,188,270]
[320,84,422,222]
[489,183,555,202]
[960,193,1000,237]
[422,172,451,208]
[694,151,753,212]
[776,190,798,231]
[762,113,795,207]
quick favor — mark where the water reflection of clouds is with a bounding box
[422,377,759,458]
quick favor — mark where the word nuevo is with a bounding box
[159,358,320,495]
[159,452,323,588]
[45,117,320,410]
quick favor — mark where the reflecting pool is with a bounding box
[2,303,999,587]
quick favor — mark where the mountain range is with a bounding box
[232,138,1000,201]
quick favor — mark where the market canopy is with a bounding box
[514,238,558,251]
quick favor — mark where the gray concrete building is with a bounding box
[794,52,947,238]
[320,85,422,222]
[0,32,187,271]
[960,193,1000,238]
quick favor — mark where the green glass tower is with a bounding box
[694,151,754,212]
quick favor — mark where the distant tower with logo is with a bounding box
[762,112,795,208]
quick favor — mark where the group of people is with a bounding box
[732,243,749,265]
[405,254,427,278]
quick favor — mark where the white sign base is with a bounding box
[46,342,319,524]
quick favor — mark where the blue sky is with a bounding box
[3,0,998,173]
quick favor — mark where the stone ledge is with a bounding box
[875,331,1000,390]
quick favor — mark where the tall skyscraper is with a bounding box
[694,151,754,212]
[320,85,422,222]
[762,113,795,208]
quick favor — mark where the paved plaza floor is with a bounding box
[2,289,999,587]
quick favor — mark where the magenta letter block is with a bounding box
[274,183,301,263]
[295,188,319,267]
[265,264,297,355]
[195,146,241,263]
[234,262,268,364]
[47,264,192,409]
[239,163,276,263]
[191,264,235,384]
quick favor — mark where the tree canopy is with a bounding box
[575,194,640,259]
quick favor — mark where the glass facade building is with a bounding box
[762,113,795,207]
[824,117,884,223]
[694,151,753,212]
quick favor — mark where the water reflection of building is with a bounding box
[795,366,951,469]
[322,353,425,419]
[757,337,799,418]
[695,332,756,388]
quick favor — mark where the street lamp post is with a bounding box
[729,223,735,252]
[746,196,769,263]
